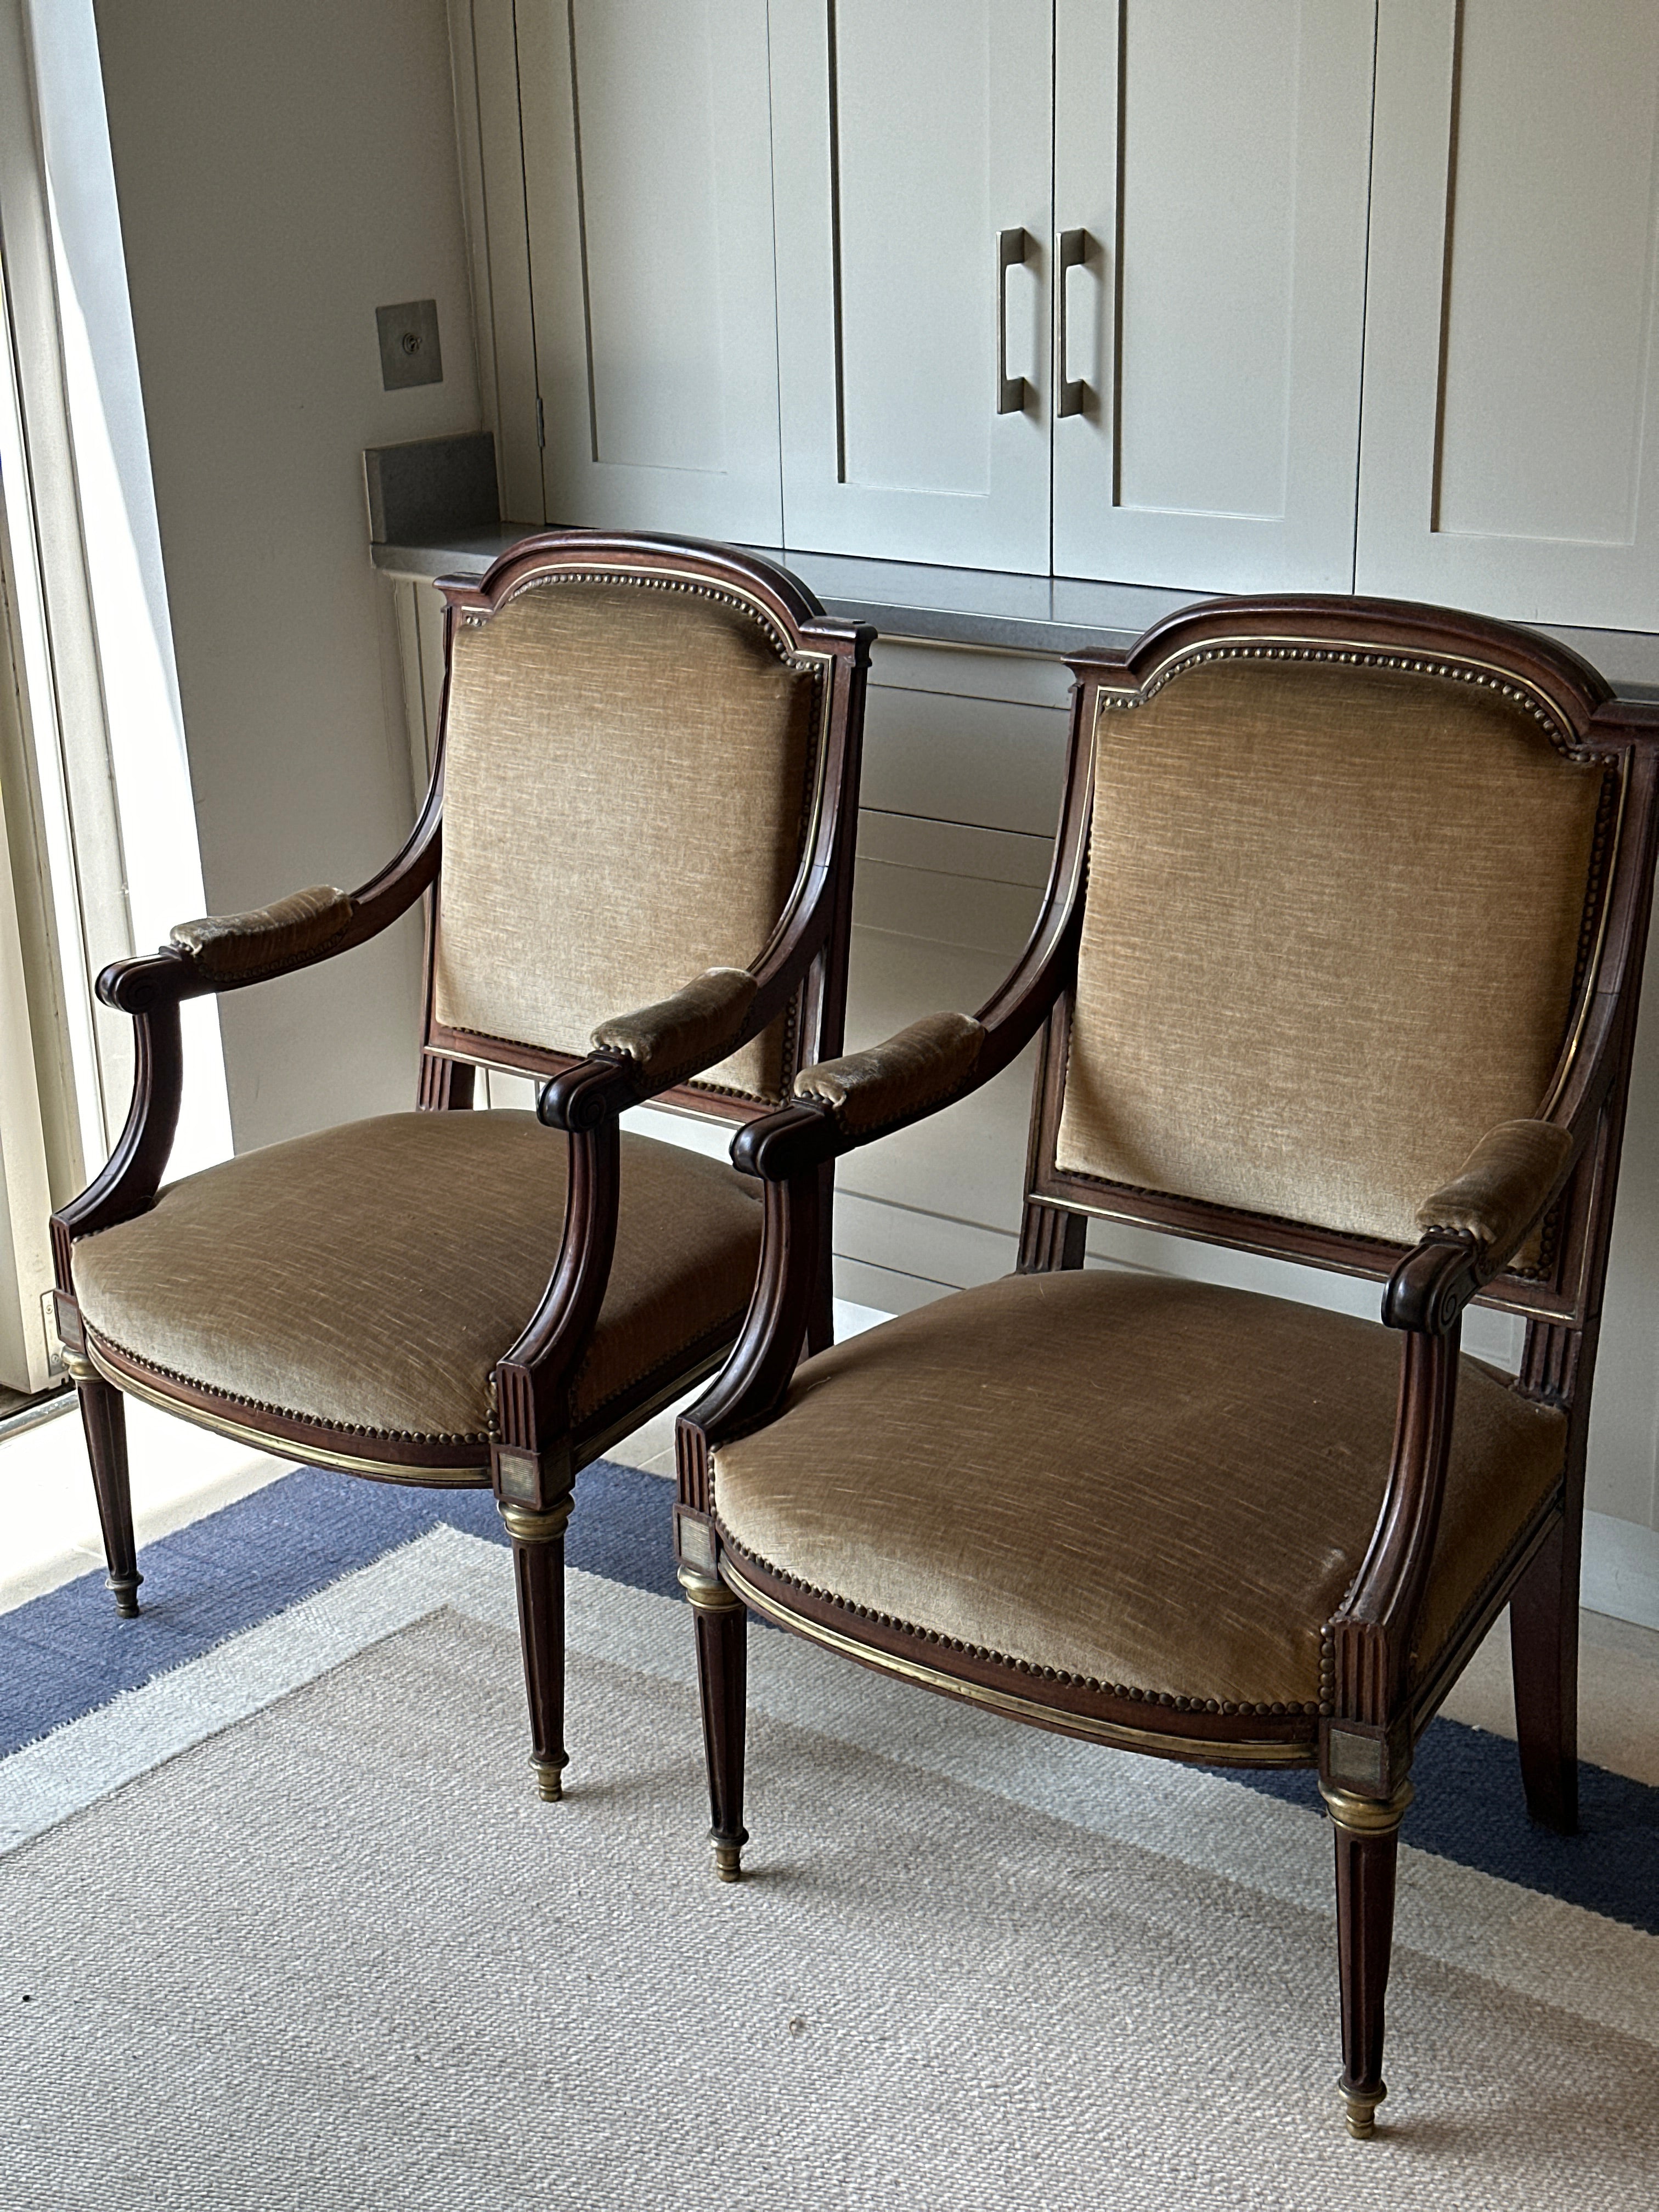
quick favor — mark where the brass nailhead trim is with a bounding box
[710,1511,1321,1719]
[1099,640,1600,760]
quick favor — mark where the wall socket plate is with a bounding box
[376,300,443,391]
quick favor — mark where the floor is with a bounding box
[4,1344,1657,1792]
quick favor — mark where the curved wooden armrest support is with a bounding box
[678,1169,825,1491]
[589,967,759,1093]
[50,997,184,1266]
[732,687,1090,1186]
[1325,1324,1462,1742]
[494,1109,622,1464]
[59,808,445,1274]
[1350,1120,1579,1744]
[98,797,442,1015]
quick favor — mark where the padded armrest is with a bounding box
[793,1011,985,1137]
[170,885,353,984]
[1414,1119,1573,1272]
[591,967,758,1091]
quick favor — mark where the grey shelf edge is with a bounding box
[371,530,1659,699]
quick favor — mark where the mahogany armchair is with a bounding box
[673,595,1659,2131]
[50,531,871,1800]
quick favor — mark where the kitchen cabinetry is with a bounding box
[1354,0,1659,629]
[768,0,1053,572]
[453,0,1659,624]
[511,0,785,542]
[1052,0,1374,593]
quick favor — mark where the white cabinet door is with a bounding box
[515,0,783,541]
[1052,0,1376,595]
[769,0,1052,573]
[1357,0,1659,628]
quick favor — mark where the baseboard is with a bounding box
[1582,1510,1659,1634]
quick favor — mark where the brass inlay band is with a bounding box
[81,1338,489,1481]
[1318,1778,1415,1835]
[59,1347,95,1384]
[720,1560,1312,1766]
[678,1564,743,1614]
[499,1496,575,1545]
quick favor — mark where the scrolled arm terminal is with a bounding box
[170,885,353,985]
[590,966,758,1092]
[794,1010,985,1137]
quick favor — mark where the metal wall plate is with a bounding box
[375,299,443,391]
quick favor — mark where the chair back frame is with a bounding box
[1021,599,1652,1336]
[416,532,870,1125]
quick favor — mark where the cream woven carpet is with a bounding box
[2,1528,1656,2209]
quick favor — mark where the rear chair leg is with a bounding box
[1509,1520,1580,1835]
[680,1567,748,1880]
[68,1356,142,1617]
[1320,1779,1414,2139]
[500,1496,575,1801]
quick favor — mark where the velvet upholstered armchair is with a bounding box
[50,531,871,1801]
[673,595,1659,2133]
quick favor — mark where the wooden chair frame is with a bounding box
[51,531,873,1799]
[673,593,1659,2130]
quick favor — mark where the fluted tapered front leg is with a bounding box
[681,1567,747,1880]
[1321,1779,1414,2138]
[501,1496,575,1800]
[68,1356,142,1618]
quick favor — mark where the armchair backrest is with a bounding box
[422,536,865,1108]
[1028,600,1655,1322]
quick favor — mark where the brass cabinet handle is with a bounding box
[1057,228,1091,419]
[996,227,1030,415]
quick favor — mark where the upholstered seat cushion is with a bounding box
[72,1113,761,1454]
[712,1271,1566,1716]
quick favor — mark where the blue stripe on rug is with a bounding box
[0,1458,678,1759]
[4,1457,1656,1936]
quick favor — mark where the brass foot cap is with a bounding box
[1341,2081,1386,2140]
[712,1838,745,1884]
[108,1577,142,1620]
[532,1756,568,1803]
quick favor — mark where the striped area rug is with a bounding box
[2,1462,1656,2208]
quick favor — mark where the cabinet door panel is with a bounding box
[1357,0,1659,627]
[770,0,1052,571]
[1053,0,1375,592]
[516,0,782,539]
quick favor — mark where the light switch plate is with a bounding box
[376,299,443,391]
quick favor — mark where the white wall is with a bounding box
[92,0,479,1150]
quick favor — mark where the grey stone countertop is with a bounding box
[372,528,1659,699]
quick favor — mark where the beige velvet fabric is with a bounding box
[794,1012,986,1135]
[434,579,820,1101]
[592,967,758,1090]
[1056,658,1607,1243]
[1416,1119,1573,1263]
[72,1112,761,1449]
[171,887,352,983]
[713,1271,1565,1714]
